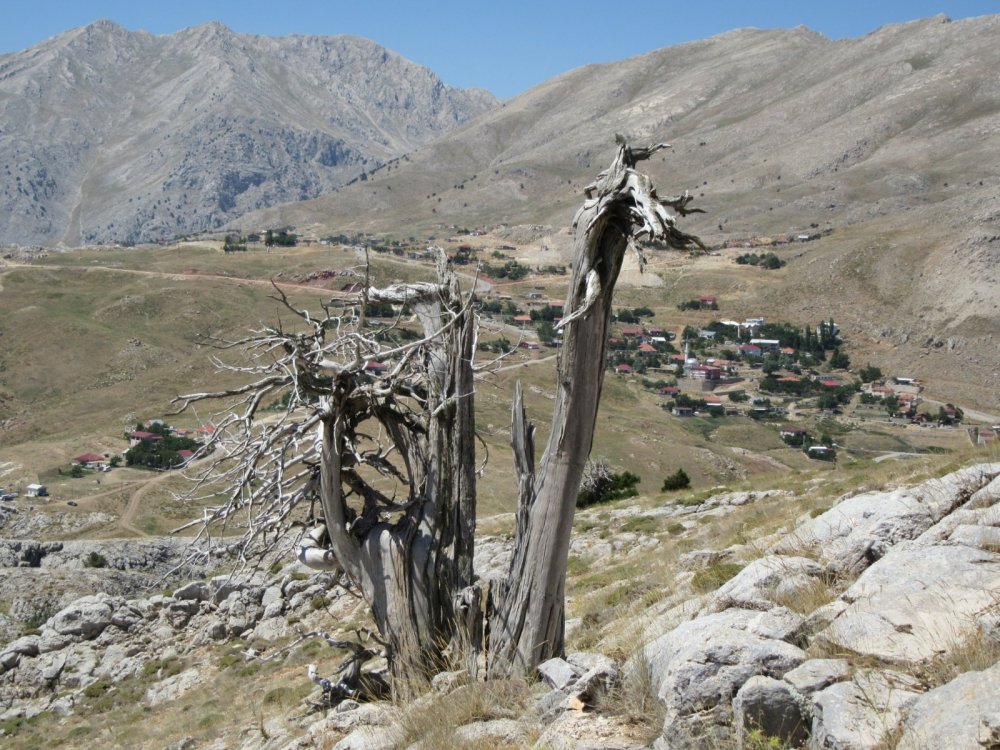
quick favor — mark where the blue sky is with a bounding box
[2,1,996,99]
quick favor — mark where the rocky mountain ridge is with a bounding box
[0,20,497,246]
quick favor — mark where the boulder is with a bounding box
[49,594,115,640]
[733,676,810,749]
[775,465,1000,574]
[814,545,1000,665]
[173,581,210,601]
[809,669,922,750]
[538,657,581,691]
[645,607,806,748]
[708,555,824,611]
[782,659,850,695]
[896,662,1000,750]
[454,718,529,745]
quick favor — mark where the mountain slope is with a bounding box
[0,20,497,246]
[247,13,1000,409]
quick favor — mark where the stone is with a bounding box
[431,669,468,693]
[708,555,824,611]
[814,545,1000,665]
[645,607,806,748]
[809,669,922,750]
[173,581,210,601]
[49,595,115,640]
[774,465,1000,574]
[332,725,402,750]
[896,662,1000,750]
[782,659,850,695]
[144,667,202,707]
[538,657,581,691]
[733,676,810,749]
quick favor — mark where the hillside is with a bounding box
[243,14,1000,413]
[0,21,497,246]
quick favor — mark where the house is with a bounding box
[699,295,717,307]
[750,338,780,353]
[519,341,540,350]
[176,449,196,465]
[739,344,762,357]
[659,386,680,397]
[820,379,842,388]
[128,431,163,447]
[689,365,722,381]
[614,363,633,374]
[25,484,48,497]
[620,327,643,338]
[780,426,808,438]
[637,343,658,356]
[698,330,717,340]
[672,406,694,417]
[196,425,216,439]
[72,453,106,469]
[513,315,533,325]
[780,347,796,356]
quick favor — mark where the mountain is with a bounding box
[0,20,497,246]
[246,13,1000,411]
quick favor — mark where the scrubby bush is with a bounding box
[661,468,691,491]
[576,460,641,508]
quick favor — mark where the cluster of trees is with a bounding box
[661,468,691,491]
[615,306,656,323]
[125,422,199,470]
[477,298,523,317]
[223,234,248,252]
[480,259,530,280]
[677,298,718,311]
[858,364,883,383]
[477,337,513,354]
[735,252,785,269]
[264,229,297,247]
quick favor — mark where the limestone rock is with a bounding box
[538,657,582,691]
[49,594,115,640]
[782,659,851,695]
[733,676,810,749]
[775,466,1000,574]
[896,662,1000,750]
[814,545,1000,665]
[645,607,806,748]
[809,670,922,750]
[708,555,824,611]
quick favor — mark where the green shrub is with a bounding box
[84,551,108,568]
[662,469,691,491]
[577,461,641,508]
[667,523,686,535]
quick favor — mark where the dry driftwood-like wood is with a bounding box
[177,139,700,686]
[487,140,702,676]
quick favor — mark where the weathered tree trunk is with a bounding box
[315,274,479,680]
[488,141,703,676]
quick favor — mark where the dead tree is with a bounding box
[486,140,702,675]
[176,139,701,684]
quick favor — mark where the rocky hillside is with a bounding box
[0,21,496,246]
[2,461,998,748]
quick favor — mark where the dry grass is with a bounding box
[395,679,535,749]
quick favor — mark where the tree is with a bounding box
[175,140,703,687]
[829,348,850,370]
[576,460,641,508]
